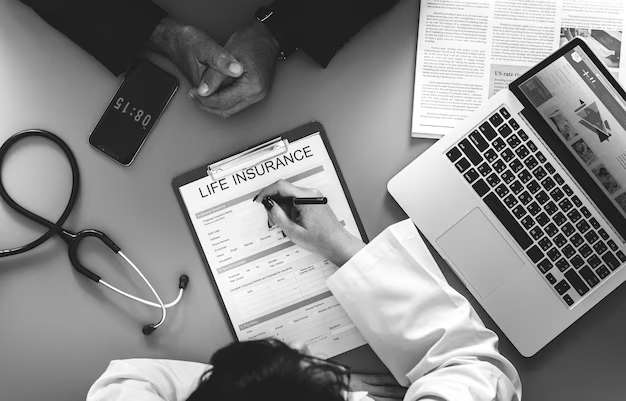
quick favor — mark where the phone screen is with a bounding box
[89,61,178,165]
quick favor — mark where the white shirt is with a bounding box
[87,219,522,401]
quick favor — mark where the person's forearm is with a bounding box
[327,230,366,267]
[19,0,167,75]
[147,17,187,61]
[326,220,521,400]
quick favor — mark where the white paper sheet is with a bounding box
[178,133,367,358]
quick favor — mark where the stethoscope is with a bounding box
[0,129,189,335]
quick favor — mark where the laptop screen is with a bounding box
[516,44,626,238]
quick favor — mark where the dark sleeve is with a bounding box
[18,0,167,75]
[266,0,400,67]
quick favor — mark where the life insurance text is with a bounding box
[199,146,314,198]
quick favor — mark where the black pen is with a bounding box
[272,196,327,205]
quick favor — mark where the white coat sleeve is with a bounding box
[86,359,209,401]
[326,219,522,401]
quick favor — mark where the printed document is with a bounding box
[412,0,626,138]
[178,133,367,358]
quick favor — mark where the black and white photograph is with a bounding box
[549,111,580,141]
[4,1,626,401]
[615,192,626,213]
[572,138,599,166]
[592,164,621,194]
[560,27,622,69]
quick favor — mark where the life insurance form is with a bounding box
[178,133,367,358]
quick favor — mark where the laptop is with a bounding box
[388,38,626,357]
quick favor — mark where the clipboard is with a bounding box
[172,121,368,358]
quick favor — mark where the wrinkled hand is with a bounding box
[254,180,365,266]
[188,21,280,118]
[350,373,407,401]
[149,17,243,95]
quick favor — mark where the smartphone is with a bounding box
[89,60,178,166]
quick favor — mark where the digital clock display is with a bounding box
[89,61,178,165]
[113,97,153,127]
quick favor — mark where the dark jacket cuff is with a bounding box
[267,0,399,68]
[97,1,168,75]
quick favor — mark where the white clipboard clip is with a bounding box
[207,137,289,181]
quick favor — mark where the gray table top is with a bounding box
[1,0,624,400]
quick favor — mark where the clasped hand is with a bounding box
[189,21,279,118]
[179,20,279,118]
[153,18,279,118]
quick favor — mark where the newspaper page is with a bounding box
[411,0,626,138]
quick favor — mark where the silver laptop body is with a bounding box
[389,39,626,356]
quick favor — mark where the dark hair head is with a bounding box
[186,339,350,401]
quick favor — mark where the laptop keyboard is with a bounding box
[446,105,626,308]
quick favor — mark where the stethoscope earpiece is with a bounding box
[143,324,157,335]
[140,275,191,335]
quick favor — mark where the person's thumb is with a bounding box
[262,197,303,238]
[197,46,242,97]
[197,68,228,97]
[201,45,243,78]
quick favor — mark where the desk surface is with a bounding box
[1,0,625,400]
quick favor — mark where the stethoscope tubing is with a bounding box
[0,129,80,256]
[0,129,187,334]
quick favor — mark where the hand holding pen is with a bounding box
[253,180,365,266]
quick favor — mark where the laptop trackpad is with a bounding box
[437,208,524,298]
